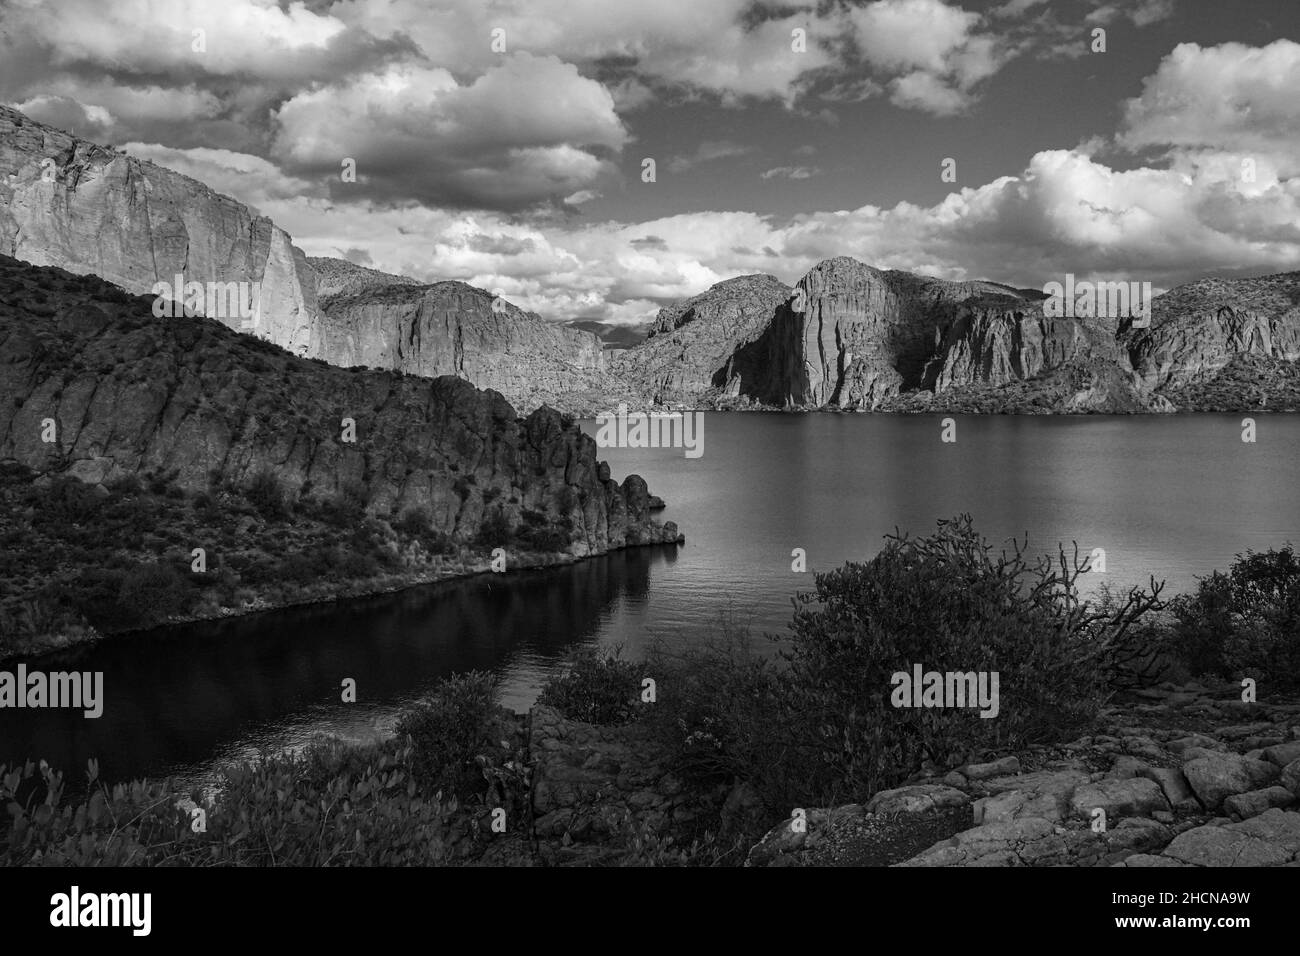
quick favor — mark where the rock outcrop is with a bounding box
[745,680,1300,867]
[0,255,680,554]
[315,280,619,416]
[612,274,792,406]
[0,105,320,354]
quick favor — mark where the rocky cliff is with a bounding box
[611,273,792,405]
[0,255,679,555]
[0,105,320,353]
[0,108,628,415]
[316,279,620,415]
[615,257,1300,413]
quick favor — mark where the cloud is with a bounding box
[260,122,1300,327]
[760,166,820,180]
[845,0,1012,115]
[1119,40,1300,163]
[118,143,315,208]
[667,140,754,173]
[270,54,628,210]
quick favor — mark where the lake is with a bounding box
[5,413,1298,786]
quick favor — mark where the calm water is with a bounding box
[5,413,1299,785]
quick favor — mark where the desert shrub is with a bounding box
[244,468,289,520]
[640,624,793,809]
[1168,545,1300,689]
[42,477,103,523]
[475,508,512,547]
[337,548,381,579]
[396,505,432,536]
[778,516,1162,803]
[538,648,642,725]
[0,741,457,867]
[517,524,569,553]
[119,561,190,622]
[420,530,457,556]
[394,671,500,798]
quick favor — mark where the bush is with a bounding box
[394,672,500,798]
[475,508,512,548]
[118,561,191,623]
[642,622,792,806]
[1168,545,1300,689]
[0,741,458,866]
[396,505,432,536]
[538,648,642,725]
[517,524,569,553]
[778,516,1162,803]
[244,468,289,520]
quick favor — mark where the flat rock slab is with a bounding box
[899,816,1170,868]
[1155,809,1300,866]
[1070,777,1170,820]
[866,784,969,816]
[974,770,1090,824]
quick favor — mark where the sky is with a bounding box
[1,0,1298,328]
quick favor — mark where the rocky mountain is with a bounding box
[616,257,1300,413]
[0,254,679,555]
[611,274,792,406]
[0,107,626,415]
[0,105,320,353]
[315,279,620,415]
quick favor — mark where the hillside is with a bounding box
[0,255,680,656]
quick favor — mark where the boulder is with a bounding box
[1223,786,1295,820]
[866,784,969,816]
[1182,754,1280,810]
[1138,766,1196,806]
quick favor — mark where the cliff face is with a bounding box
[612,274,791,404]
[0,108,625,415]
[1128,275,1300,393]
[617,258,1300,412]
[316,281,617,414]
[0,106,320,353]
[0,256,678,555]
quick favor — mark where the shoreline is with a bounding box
[1,534,685,666]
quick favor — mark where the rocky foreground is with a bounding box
[394,679,1300,867]
[744,681,1300,867]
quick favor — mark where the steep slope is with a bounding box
[1128,273,1300,393]
[0,105,320,352]
[315,281,622,414]
[0,255,679,555]
[611,274,791,405]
